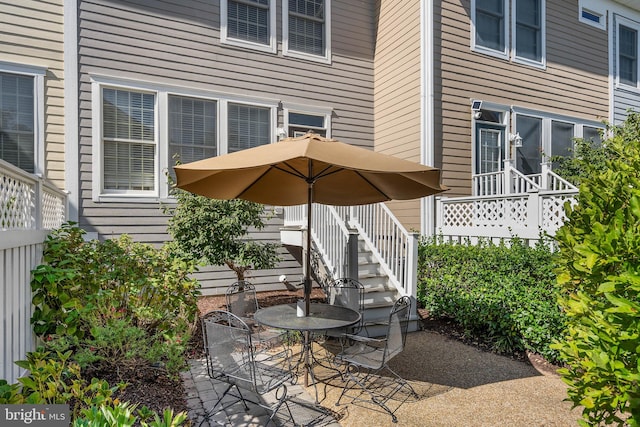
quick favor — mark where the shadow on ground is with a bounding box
[389,331,542,389]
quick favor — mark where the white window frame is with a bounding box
[91,75,279,202]
[91,78,160,201]
[512,0,546,68]
[282,0,332,64]
[471,0,546,68]
[282,102,332,137]
[615,16,640,91]
[0,61,46,176]
[221,0,277,54]
[471,0,510,60]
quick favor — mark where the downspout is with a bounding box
[420,0,435,235]
[64,0,79,221]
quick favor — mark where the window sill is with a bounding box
[221,37,277,55]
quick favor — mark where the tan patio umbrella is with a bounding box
[174,133,447,314]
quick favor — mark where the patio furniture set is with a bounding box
[201,278,418,425]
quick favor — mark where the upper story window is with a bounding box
[475,0,506,54]
[222,0,277,53]
[618,22,639,88]
[283,0,331,63]
[0,64,45,174]
[472,0,545,67]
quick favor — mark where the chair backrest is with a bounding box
[383,296,411,363]
[202,309,293,395]
[327,278,365,333]
[225,281,259,319]
[202,309,257,392]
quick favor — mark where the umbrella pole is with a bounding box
[305,182,312,317]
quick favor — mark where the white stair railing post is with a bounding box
[503,159,512,195]
[541,162,550,190]
[527,188,541,239]
[405,233,419,301]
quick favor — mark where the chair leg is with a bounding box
[265,384,292,426]
[336,364,413,424]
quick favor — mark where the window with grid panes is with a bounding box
[227,0,270,44]
[473,0,544,66]
[228,103,270,153]
[0,72,35,173]
[515,0,542,62]
[102,88,156,191]
[619,25,638,87]
[475,0,505,53]
[288,0,325,56]
[168,95,217,178]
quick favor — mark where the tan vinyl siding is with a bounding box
[374,0,422,230]
[438,0,609,196]
[0,0,65,188]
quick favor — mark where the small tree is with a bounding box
[165,187,281,281]
[553,112,640,426]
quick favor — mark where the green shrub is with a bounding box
[30,222,200,374]
[0,350,123,418]
[1,351,187,426]
[553,112,640,426]
[418,237,564,362]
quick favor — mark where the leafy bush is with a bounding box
[553,113,640,426]
[30,222,200,374]
[1,351,187,426]
[164,186,281,280]
[418,237,565,362]
[0,350,123,417]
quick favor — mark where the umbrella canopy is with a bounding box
[174,133,446,206]
[174,133,447,314]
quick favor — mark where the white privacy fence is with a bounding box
[1,160,68,383]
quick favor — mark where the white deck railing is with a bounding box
[1,160,68,383]
[473,162,576,196]
[435,188,577,245]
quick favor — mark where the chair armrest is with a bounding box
[343,334,385,344]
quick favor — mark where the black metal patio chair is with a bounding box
[201,309,295,426]
[334,295,418,423]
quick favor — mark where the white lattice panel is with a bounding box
[542,195,576,232]
[42,189,66,229]
[442,202,473,227]
[472,198,528,227]
[1,174,34,230]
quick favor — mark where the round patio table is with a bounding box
[254,303,361,402]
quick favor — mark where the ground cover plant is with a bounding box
[553,113,640,426]
[417,237,565,363]
[0,222,201,425]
